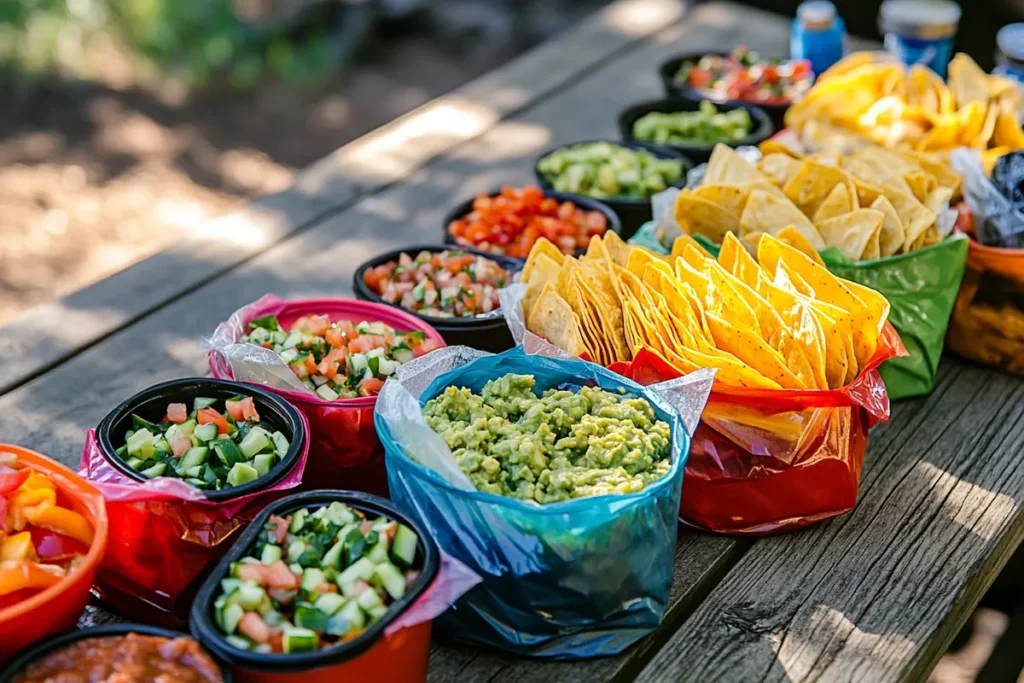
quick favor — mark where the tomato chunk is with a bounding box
[165,403,188,424]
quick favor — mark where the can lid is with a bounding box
[879,0,961,38]
[997,24,1024,63]
[798,1,837,30]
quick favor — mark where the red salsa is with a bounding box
[674,46,814,105]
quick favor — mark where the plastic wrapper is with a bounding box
[207,294,447,495]
[374,346,713,658]
[503,283,905,534]
[955,148,1024,248]
[78,428,308,624]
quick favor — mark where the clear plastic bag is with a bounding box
[374,346,713,658]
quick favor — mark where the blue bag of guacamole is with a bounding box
[374,346,711,658]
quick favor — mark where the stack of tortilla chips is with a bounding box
[675,143,959,262]
[785,52,1024,171]
[521,230,890,390]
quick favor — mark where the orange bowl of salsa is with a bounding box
[0,444,108,665]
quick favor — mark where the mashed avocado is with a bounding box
[422,373,672,503]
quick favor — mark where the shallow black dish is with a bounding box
[618,97,774,165]
[658,51,794,131]
[96,377,307,503]
[353,245,520,353]
[442,187,622,259]
[0,623,232,683]
[532,140,692,240]
[189,489,438,675]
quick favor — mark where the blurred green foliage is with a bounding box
[0,0,336,89]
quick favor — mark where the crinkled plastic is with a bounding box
[502,279,906,535]
[207,294,447,495]
[374,346,713,658]
[78,428,308,624]
[954,148,1024,248]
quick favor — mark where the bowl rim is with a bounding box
[1,623,232,683]
[95,377,307,503]
[189,489,439,673]
[532,139,693,207]
[352,244,521,329]
[0,445,109,631]
[617,96,776,153]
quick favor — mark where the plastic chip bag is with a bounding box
[374,346,713,658]
[207,294,447,495]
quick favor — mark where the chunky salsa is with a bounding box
[536,142,685,200]
[14,633,224,683]
[0,452,94,610]
[633,101,753,146]
[211,502,421,654]
[114,397,290,491]
[447,185,608,259]
[362,249,508,318]
[422,374,673,504]
[241,314,442,400]
[674,46,814,105]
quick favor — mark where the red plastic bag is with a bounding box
[609,324,905,534]
[78,428,308,624]
[208,295,446,495]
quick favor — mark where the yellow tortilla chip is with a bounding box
[521,238,564,284]
[869,195,907,257]
[775,226,827,266]
[693,184,753,217]
[740,189,825,249]
[815,208,884,261]
[670,234,712,263]
[705,313,806,389]
[523,253,562,327]
[602,231,631,267]
[759,153,804,188]
[676,191,742,243]
[887,190,935,253]
[812,183,854,223]
[703,144,770,185]
[783,159,857,219]
[530,283,587,356]
[993,102,1024,149]
[948,53,991,108]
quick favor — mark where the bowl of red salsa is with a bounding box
[659,46,814,130]
[0,445,108,666]
[443,185,620,260]
[353,246,520,352]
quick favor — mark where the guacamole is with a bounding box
[422,373,673,504]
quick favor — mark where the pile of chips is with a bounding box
[520,230,890,391]
[675,144,960,262]
[785,52,1024,171]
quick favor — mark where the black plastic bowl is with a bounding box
[658,52,794,131]
[442,187,622,260]
[0,623,232,683]
[532,140,692,240]
[190,490,439,676]
[353,245,519,353]
[618,97,775,165]
[96,377,307,503]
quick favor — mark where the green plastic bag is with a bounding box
[629,223,969,399]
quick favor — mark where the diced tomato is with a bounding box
[267,515,289,544]
[411,338,442,359]
[325,328,345,348]
[318,360,339,380]
[236,563,267,585]
[267,632,284,653]
[265,560,300,589]
[238,612,273,644]
[313,583,338,594]
[303,355,318,376]
[294,315,331,336]
[0,470,30,496]
[165,403,188,424]
[358,377,384,396]
[268,588,297,604]
[348,580,372,598]
[169,433,191,459]
[197,408,231,435]
[238,397,259,421]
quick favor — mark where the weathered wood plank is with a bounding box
[635,360,1024,683]
[0,0,686,397]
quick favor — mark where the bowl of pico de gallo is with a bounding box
[659,46,814,130]
[354,246,520,353]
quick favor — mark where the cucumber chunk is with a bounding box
[139,462,167,479]
[226,462,259,487]
[194,423,219,443]
[316,384,339,401]
[367,605,389,622]
[337,557,375,586]
[289,509,308,534]
[271,431,290,456]
[214,440,243,467]
[177,447,209,471]
[260,544,282,565]
[126,429,155,459]
[282,626,319,653]
[375,562,407,600]
[321,538,344,569]
[356,587,383,611]
[220,602,245,635]
[324,502,356,526]
[337,599,366,630]
[390,524,418,568]
[301,568,326,592]
[224,635,252,651]
[313,593,346,616]
[125,456,145,471]
[193,397,217,411]
[367,541,389,564]
[253,453,275,478]
[238,427,271,459]
[294,606,329,632]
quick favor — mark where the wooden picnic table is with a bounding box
[5,1,1023,680]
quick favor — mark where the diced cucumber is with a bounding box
[279,348,299,363]
[367,355,380,376]
[392,347,414,364]
[367,346,386,359]
[289,509,308,533]
[312,374,329,387]
[314,593,346,616]
[238,427,270,459]
[152,436,171,455]
[289,562,303,576]
[194,423,219,442]
[355,321,371,334]
[177,447,209,471]
[214,440,243,466]
[260,544,282,565]
[175,419,197,436]
[224,635,252,651]
[367,322,387,336]
[321,538,344,569]
[367,541,389,564]
[282,626,319,653]
[391,524,418,568]
[253,453,275,478]
[185,478,208,487]
[368,605,389,622]
[125,456,145,471]
[324,502,356,526]
[220,578,243,595]
[226,462,259,487]
[350,353,368,373]
[356,587,383,611]
[183,465,203,479]
[230,582,266,610]
[301,568,326,592]
[126,429,155,459]
[193,397,217,411]
[287,540,307,564]
[378,358,396,376]
[260,608,285,625]
[325,613,352,637]
[252,644,272,655]
[282,332,302,350]
[316,384,339,401]
[337,557,375,586]
[139,462,167,479]
[272,330,287,344]
[375,563,407,600]
[132,414,162,432]
[337,599,366,630]
[272,431,290,456]
[220,602,245,634]
[294,606,329,632]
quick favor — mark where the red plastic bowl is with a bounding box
[0,445,109,665]
[209,298,447,496]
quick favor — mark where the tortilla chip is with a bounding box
[887,190,935,252]
[948,53,990,108]
[523,253,562,327]
[602,231,631,267]
[530,283,587,356]
[670,234,713,263]
[759,153,805,188]
[774,226,827,266]
[812,183,854,223]
[705,313,806,389]
[993,102,1024,149]
[740,189,825,249]
[703,144,770,185]
[693,184,753,217]
[815,208,884,261]
[676,191,742,243]
[783,159,857,219]
[869,195,907,257]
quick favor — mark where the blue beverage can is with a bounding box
[994,24,1024,85]
[791,1,846,77]
[878,0,961,78]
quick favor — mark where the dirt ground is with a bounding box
[0,2,601,324]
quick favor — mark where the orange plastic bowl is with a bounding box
[0,445,109,665]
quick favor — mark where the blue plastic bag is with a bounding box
[374,347,706,658]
